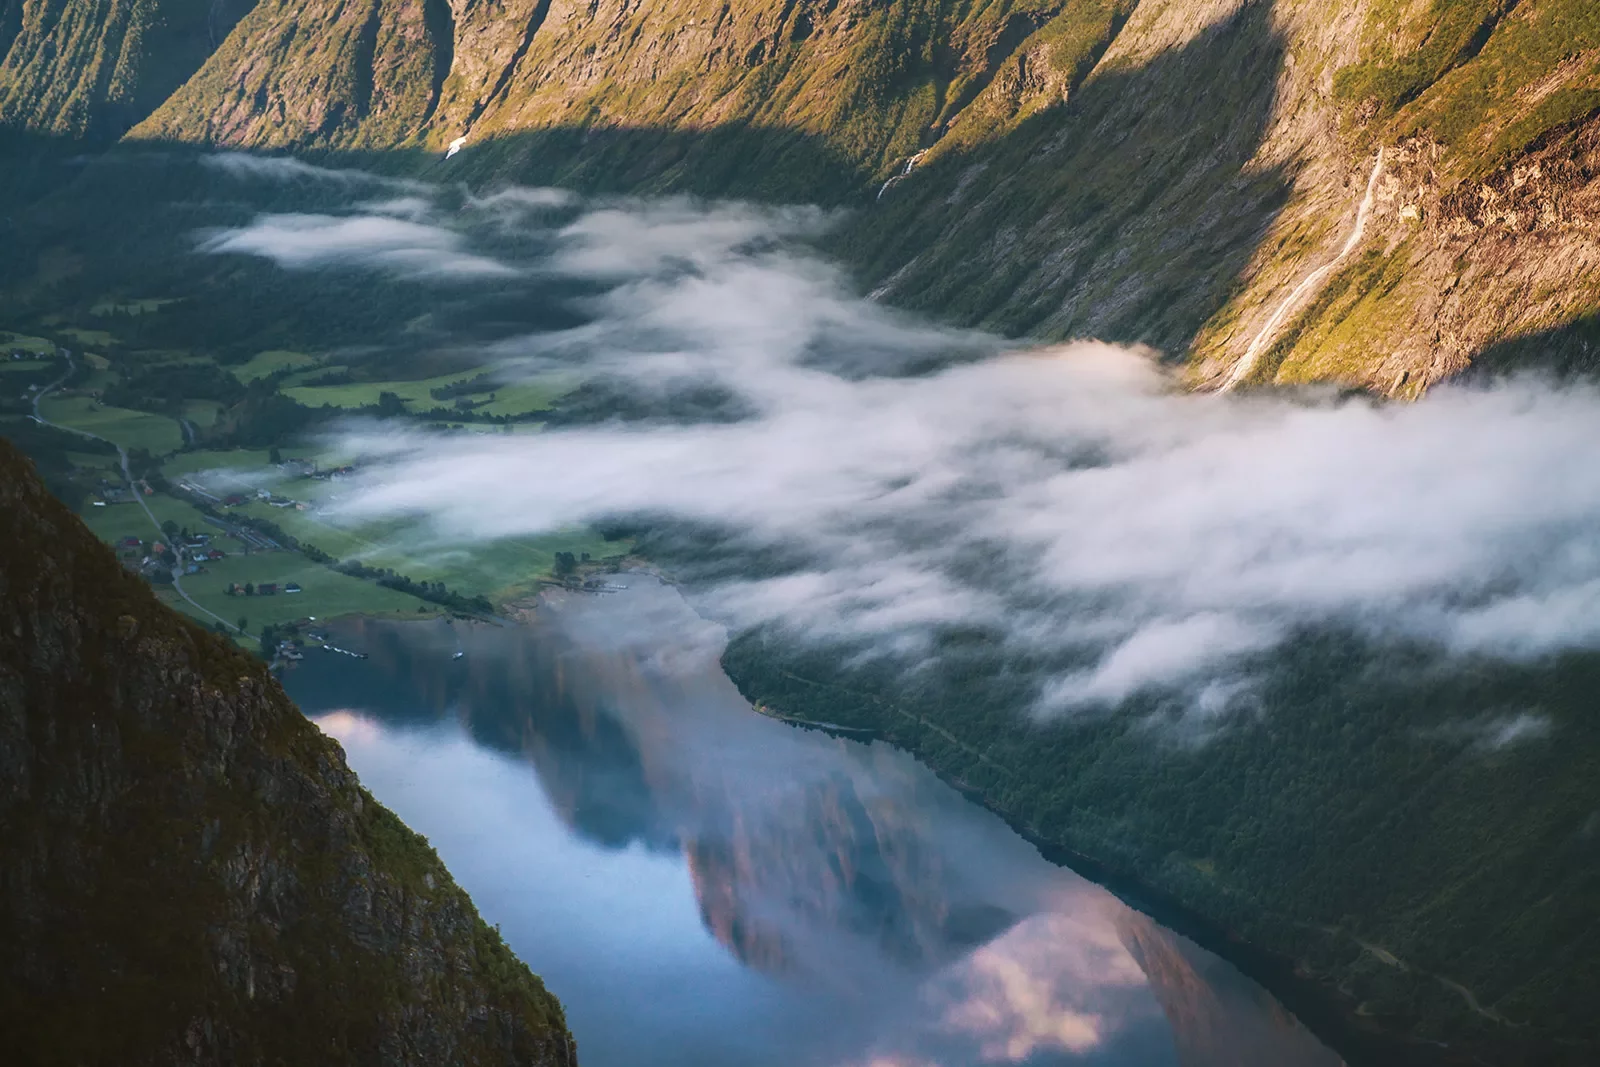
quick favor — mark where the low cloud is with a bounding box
[200,212,517,278]
[1425,711,1554,751]
[201,152,428,191]
[200,166,1600,720]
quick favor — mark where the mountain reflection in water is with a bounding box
[282,578,1343,1067]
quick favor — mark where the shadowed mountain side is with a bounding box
[1459,310,1600,382]
[7,3,1291,360]
[839,1,1291,350]
[0,439,575,1066]
[412,121,877,208]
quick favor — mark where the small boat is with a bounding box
[452,650,465,660]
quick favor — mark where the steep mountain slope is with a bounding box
[0,438,576,1066]
[0,0,250,141]
[110,0,1600,391]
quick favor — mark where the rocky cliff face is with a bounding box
[0,0,252,141]
[80,0,1600,393]
[0,438,576,1066]
[4,1,1600,390]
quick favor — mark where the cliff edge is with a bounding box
[0,435,576,1066]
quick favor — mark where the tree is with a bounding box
[237,617,248,633]
[269,446,283,465]
[376,391,406,418]
[553,551,578,577]
[244,582,255,596]
[160,519,178,539]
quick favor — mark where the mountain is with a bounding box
[0,0,1593,392]
[0,0,251,142]
[0,438,575,1066]
[3,1,1600,1063]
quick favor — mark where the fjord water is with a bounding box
[281,578,1342,1067]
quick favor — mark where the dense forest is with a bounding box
[719,619,1600,1063]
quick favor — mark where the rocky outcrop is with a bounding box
[0,437,576,1066]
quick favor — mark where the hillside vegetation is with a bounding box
[0,437,576,1065]
[53,0,1590,391]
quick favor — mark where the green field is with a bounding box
[356,525,631,602]
[182,399,225,428]
[230,499,382,561]
[283,369,493,411]
[78,501,153,544]
[0,359,53,373]
[68,449,122,471]
[232,350,319,382]
[60,327,115,347]
[77,492,216,544]
[40,395,184,454]
[74,491,438,629]
[201,486,626,602]
[162,448,276,479]
[177,552,434,630]
[1,332,55,355]
[471,379,565,417]
[284,368,564,418]
[281,364,346,387]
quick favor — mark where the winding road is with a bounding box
[1221,149,1385,392]
[31,357,251,639]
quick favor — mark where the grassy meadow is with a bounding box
[39,395,184,454]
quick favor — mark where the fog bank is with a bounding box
[204,164,1600,721]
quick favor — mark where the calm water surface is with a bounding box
[280,578,1343,1067]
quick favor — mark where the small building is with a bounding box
[284,582,302,594]
[223,493,247,507]
[206,549,226,561]
[258,583,278,595]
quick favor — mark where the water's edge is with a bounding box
[339,595,1479,1067]
[720,669,1479,1067]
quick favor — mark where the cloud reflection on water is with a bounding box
[292,580,1341,1067]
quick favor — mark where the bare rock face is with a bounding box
[0,437,576,1066]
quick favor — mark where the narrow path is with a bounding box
[1312,923,1517,1027]
[32,356,251,639]
[1221,149,1385,392]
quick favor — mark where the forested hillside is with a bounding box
[720,620,1600,1065]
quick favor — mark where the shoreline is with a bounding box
[714,665,1568,1067]
[353,585,1542,1067]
